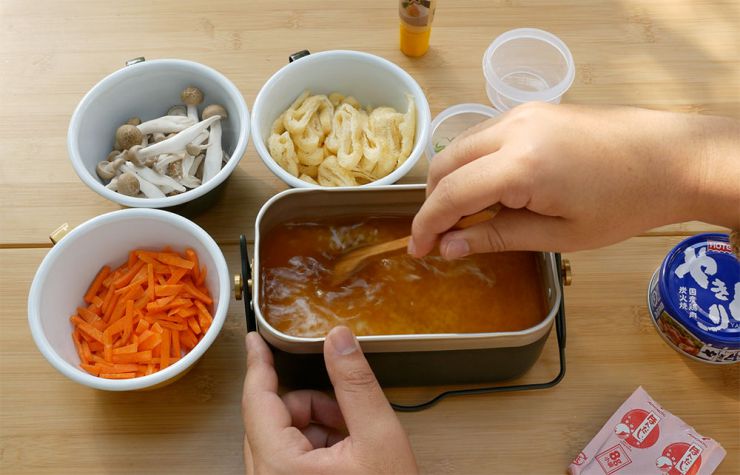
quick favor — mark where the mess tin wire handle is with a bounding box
[240,235,256,333]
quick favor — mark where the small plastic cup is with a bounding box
[482,28,575,111]
[426,103,500,160]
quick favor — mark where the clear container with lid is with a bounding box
[426,103,500,160]
[482,28,575,111]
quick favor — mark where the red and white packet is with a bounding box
[568,387,726,475]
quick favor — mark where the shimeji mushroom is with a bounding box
[181,87,204,122]
[119,163,166,198]
[106,150,125,162]
[201,104,227,183]
[115,124,144,150]
[96,157,125,180]
[167,105,187,117]
[154,153,184,175]
[185,142,208,156]
[137,115,196,135]
[190,154,205,177]
[128,115,220,163]
[116,172,140,196]
[152,132,166,143]
[122,162,185,193]
[105,176,119,191]
[126,117,142,126]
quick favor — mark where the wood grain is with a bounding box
[0,0,736,245]
[1,0,738,474]
[2,238,738,474]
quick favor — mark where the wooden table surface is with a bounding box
[1,1,738,474]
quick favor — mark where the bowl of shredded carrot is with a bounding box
[27,208,230,390]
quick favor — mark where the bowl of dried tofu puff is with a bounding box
[251,50,431,188]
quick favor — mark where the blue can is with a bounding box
[648,233,740,364]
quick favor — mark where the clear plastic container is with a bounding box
[482,28,575,111]
[426,103,499,160]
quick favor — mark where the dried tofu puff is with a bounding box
[326,103,367,170]
[268,131,299,177]
[318,156,357,187]
[267,90,416,187]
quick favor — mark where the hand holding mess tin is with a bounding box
[268,90,416,186]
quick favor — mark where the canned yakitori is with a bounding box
[648,233,740,364]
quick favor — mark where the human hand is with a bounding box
[410,102,740,258]
[242,327,418,475]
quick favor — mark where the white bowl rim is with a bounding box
[27,208,230,391]
[67,58,250,209]
[482,28,575,103]
[251,49,431,189]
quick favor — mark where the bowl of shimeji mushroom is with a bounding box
[68,59,250,213]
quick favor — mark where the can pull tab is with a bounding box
[289,50,310,63]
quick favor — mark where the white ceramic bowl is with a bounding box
[251,50,431,188]
[68,59,250,209]
[28,208,230,391]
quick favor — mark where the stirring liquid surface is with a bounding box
[260,216,547,337]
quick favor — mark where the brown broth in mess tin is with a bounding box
[260,215,548,337]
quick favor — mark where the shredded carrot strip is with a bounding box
[183,283,212,305]
[84,266,110,304]
[160,329,171,369]
[187,317,201,335]
[167,267,189,285]
[112,260,146,289]
[186,249,200,281]
[155,284,184,297]
[72,247,213,379]
[139,333,162,351]
[198,265,208,286]
[171,330,181,358]
[159,321,188,331]
[71,316,104,343]
[135,319,149,335]
[112,342,138,355]
[147,263,155,300]
[77,306,100,324]
[111,351,152,364]
[156,253,194,269]
[128,250,138,269]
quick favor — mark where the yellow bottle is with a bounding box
[399,0,437,57]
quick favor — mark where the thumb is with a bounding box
[323,326,401,444]
[439,208,569,257]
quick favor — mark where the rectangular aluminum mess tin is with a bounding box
[252,185,562,359]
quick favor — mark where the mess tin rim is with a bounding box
[252,185,562,353]
[250,50,431,189]
[67,58,250,209]
[27,208,231,390]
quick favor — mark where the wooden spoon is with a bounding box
[330,204,502,285]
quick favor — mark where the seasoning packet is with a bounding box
[568,387,726,474]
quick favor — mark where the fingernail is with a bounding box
[443,239,470,259]
[329,326,358,356]
[407,237,417,256]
